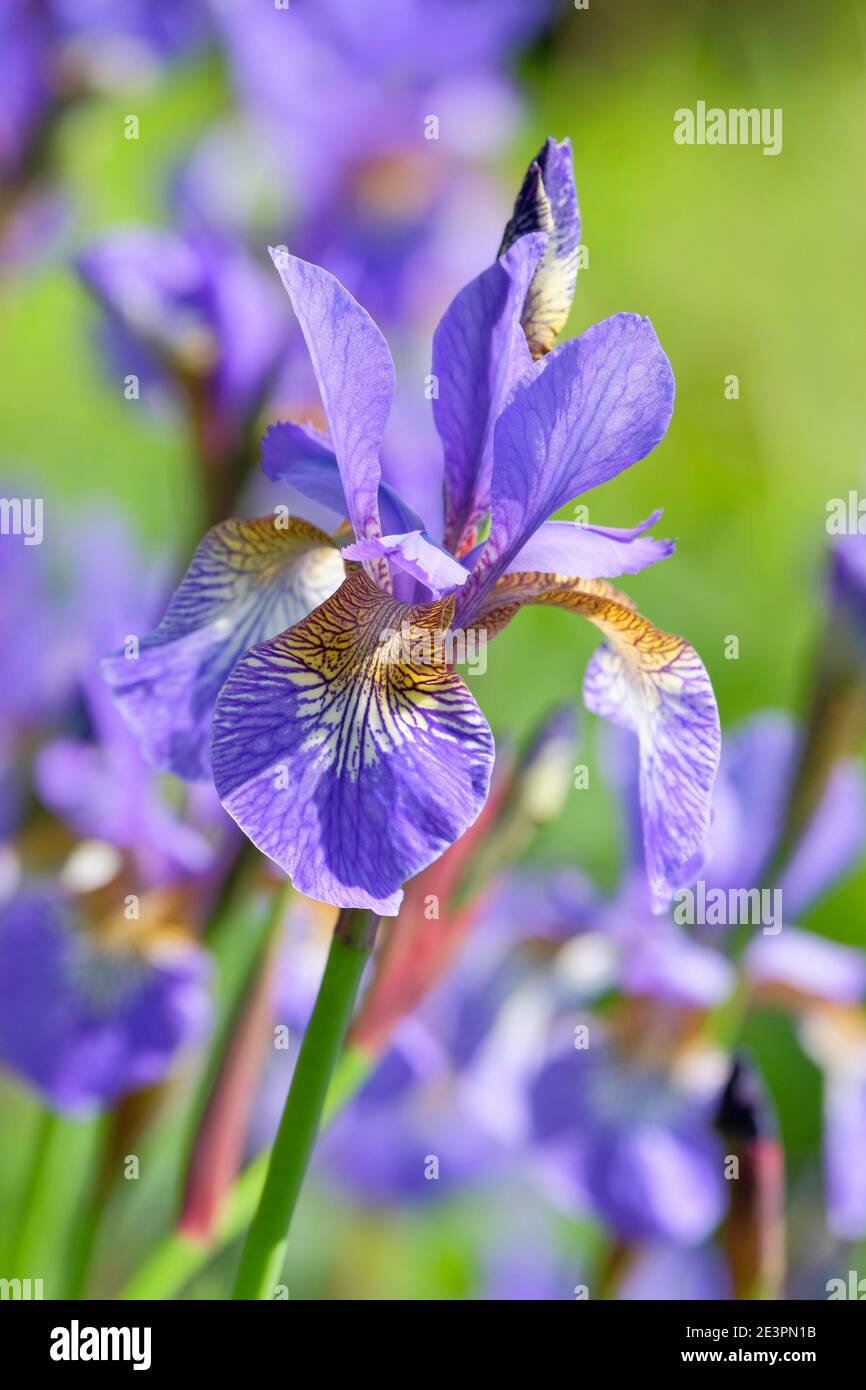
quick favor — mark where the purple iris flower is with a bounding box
[615,1243,731,1300]
[103,139,719,916]
[0,888,210,1114]
[318,1020,507,1204]
[0,511,78,736]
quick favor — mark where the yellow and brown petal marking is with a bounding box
[102,515,346,781]
[470,571,720,911]
[211,570,495,915]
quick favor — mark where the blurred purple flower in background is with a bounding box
[0,0,209,266]
[212,0,556,328]
[0,886,210,1113]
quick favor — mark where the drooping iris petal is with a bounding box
[432,232,546,555]
[469,573,720,911]
[342,531,470,599]
[500,136,580,359]
[269,248,395,544]
[506,510,674,580]
[460,313,675,618]
[211,569,495,914]
[261,419,427,535]
[101,516,345,781]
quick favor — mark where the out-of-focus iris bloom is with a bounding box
[249,709,865,1268]
[768,531,866,855]
[0,517,77,736]
[0,881,210,1113]
[211,0,555,329]
[32,513,221,883]
[527,709,866,1250]
[530,1033,728,1246]
[0,505,223,888]
[77,230,287,478]
[0,0,207,189]
[256,892,550,1204]
[615,1244,731,1300]
[0,0,206,267]
[103,139,720,916]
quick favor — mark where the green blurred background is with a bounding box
[3,0,865,1296]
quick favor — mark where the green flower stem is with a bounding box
[231,908,379,1300]
[119,1041,375,1299]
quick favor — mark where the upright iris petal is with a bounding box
[262,420,429,535]
[269,248,395,547]
[102,516,345,780]
[458,311,676,621]
[500,136,581,360]
[432,232,546,555]
[211,569,495,914]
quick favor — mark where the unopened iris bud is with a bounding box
[500,137,581,359]
[714,1054,785,1300]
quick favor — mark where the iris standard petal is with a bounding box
[261,419,428,535]
[461,312,675,614]
[211,569,495,914]
[269,248,395,544]
[468,573,720,912]
[261,419,349,517]
[342,531,471,599]
[101,516,345,781]
[432,232,546,556]
[500,136,581,359]
[506,510,674,580]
